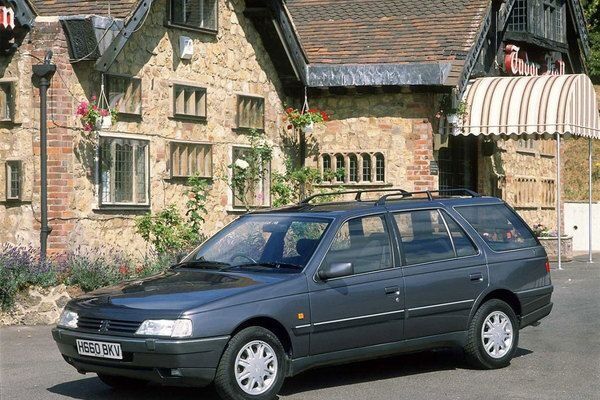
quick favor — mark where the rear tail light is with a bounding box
[545,259,551,273]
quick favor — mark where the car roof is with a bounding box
[248,195,504,219]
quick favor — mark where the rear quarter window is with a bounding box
[455,204,538,251]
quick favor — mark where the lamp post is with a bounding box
[32,50,56,263]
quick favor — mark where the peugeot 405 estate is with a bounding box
[53,189,553,400]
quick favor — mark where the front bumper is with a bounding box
[52,328,229,387]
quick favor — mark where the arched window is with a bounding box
[362,154,372,182]
[335,154,345,182]
[322,154,331,173]
[348,154,358,182]
[375,153,385,182]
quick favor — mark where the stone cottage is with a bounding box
[0,0,595,255]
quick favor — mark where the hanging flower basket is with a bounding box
[76,96,118,132]
[284,107,329,132]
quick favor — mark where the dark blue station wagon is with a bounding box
[53,189,553,400]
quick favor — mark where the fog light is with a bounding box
[170,368,183,377]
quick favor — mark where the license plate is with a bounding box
[76,339,122,360]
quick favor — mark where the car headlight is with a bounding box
[135,319,193,338]
[57,310,78,329]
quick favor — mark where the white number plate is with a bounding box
[76,339,122,360]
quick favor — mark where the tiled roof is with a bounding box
[285,0,490,65]
[31,0,138,18]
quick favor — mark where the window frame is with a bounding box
[314,212,398,281]
[0,81,15,123]
[169,140,213,179]
[105,73,142,117]
[235,94,265,131]
[98,134,150,208]
[166,0,219,34]
[172,83,207,121]
[391,207,481,267]
[5,160,22,201]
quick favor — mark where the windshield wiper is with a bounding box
[220,262,304,272]
[172,260,231,270]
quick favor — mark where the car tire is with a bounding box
[97,373,147,389]
[464,299,519,369]
[214,327,286,400]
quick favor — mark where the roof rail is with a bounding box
[300,188,410,204]
[375,188,481,206]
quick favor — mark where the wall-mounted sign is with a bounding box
[0,6,15,30]
[504,44,565,77]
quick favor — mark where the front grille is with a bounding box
[77,316,141,335]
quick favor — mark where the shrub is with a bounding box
[0,245,58,311]
[0,244,174,311]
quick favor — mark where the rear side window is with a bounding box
[455,204,537,251]
[394,210,455,265]
[323,215,393,275]
[441,211,478,257]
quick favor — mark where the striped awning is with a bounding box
[452,74,600,139]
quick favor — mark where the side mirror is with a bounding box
[176,252,187,263]
[318,262,353,281]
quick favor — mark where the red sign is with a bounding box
[0,6,15,30]
[504,44,565,76]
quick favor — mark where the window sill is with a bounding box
[540,153,556,158]
[165,22,217,36]
[316,182,393,188]
[170,114,207,123]
[516,149,537,156]
[233,127,265,134]
[93,205,151,213]
[165,175,213,182]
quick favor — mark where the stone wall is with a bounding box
[0,285,75,326]
[0,0,289,254]
[496,139,559,229]
[305,91,438,192]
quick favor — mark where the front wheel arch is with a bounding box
[231,316,293,358]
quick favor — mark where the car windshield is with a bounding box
[182,215,331,272]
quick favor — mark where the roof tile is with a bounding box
[285,0,489,65]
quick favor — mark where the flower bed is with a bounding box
[0,245,173,325]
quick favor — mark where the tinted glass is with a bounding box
[441,211,478,257]
[456,204,537,251]
[395,210,454,265]
[323,215,392,275]
[189,216,329,270]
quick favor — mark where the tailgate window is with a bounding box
[455,204,537,251]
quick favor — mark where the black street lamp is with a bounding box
[32,50,56,263]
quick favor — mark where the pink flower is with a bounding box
[83,123,93,132]
[100,109,110,117]
[91,95,97,101]
[76,102,89,116]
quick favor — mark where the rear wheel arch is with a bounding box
[231,316,293,358]
[471,289,522,320]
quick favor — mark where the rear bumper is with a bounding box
[52,328,229,387]
[520,302,553,328]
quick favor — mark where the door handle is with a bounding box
[469,273,483,282]
[385,286,400,295]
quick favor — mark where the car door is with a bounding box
[307,213,405,355]
[392,208,488,339]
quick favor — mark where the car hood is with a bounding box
[69,269,294,314]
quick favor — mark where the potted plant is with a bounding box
[435,94,468,125]
[532,223,573,262]
[284,107,330,133]
[76,96,118,132]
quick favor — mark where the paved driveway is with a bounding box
[1,255,599,400]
